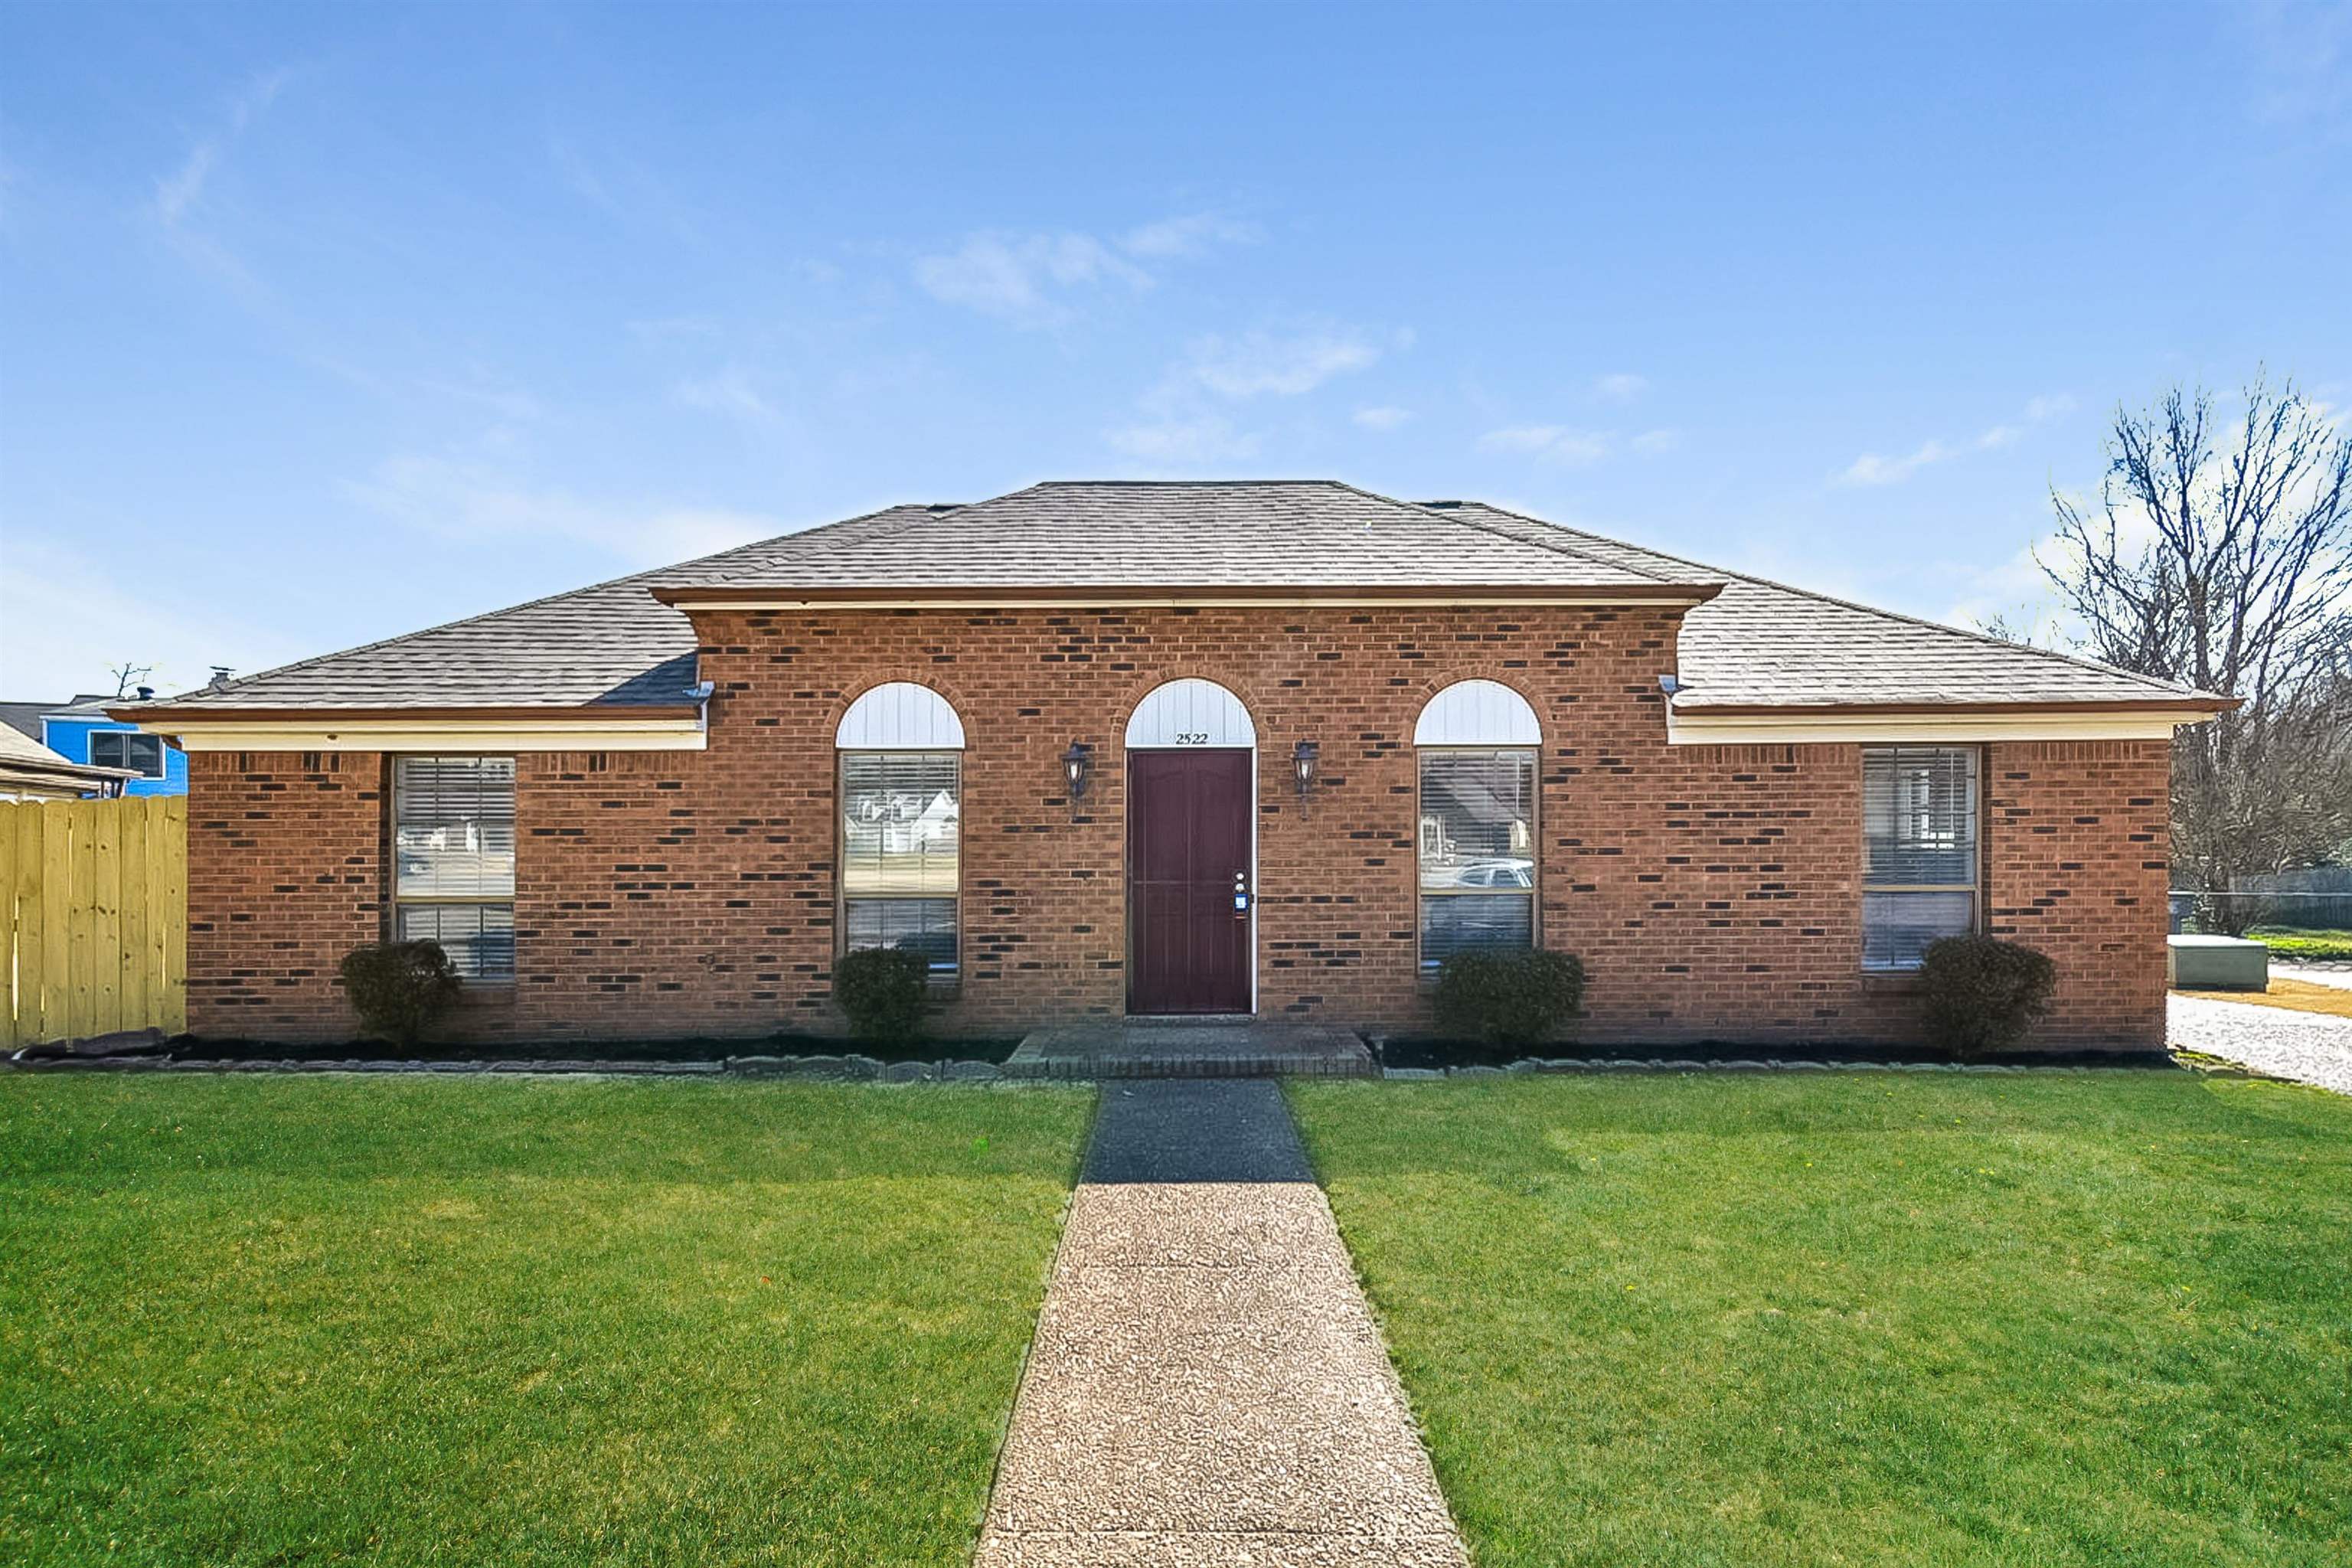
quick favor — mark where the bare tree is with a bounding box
[2033,374,2352,931]
[108,661,155,699]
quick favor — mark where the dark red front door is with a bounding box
[1128,749,1253,1014]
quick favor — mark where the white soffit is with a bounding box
[1125,678,1256,749]
[1414,679,1542,746]
[836,682,967,749]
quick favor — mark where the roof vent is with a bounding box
[207,666,234,692]
[926,503,959,513]
[1423,499,1462,508]
[135,685,154,700]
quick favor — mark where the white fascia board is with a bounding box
[145,716,709,753]
[1665,707,2213,745]
[688,593,1710,610]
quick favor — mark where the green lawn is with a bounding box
[1292,1073,2352,1568]
[2252,927,2352,961]
[0,1076,1092,1567]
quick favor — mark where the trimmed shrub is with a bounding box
[1433,949,1586,1049]
[834,946,933,1043]
[338,940,462,1047]
[1918,935,2057,1059]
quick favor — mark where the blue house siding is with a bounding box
[41,714,188,796]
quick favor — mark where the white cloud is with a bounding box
[154,142,219,228]
[152,67,292,229]
[914,231,1151,325]
[0,533,308,699]
[1835,392,2082,486]
[1630,428,1681,456]
[914,211,1256,326]
[1106,414,1259,466]
[345,456,779,565]
[1593,372,1649,403]
[1105,319,1392,467]
[1181,328,1382,399]
[1354,405,1413,431]
[671,366,789,430]
[1479,425,1612,466]
[1119,211,1261,258]
[1838,438,1956,486]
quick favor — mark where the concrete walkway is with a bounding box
[975,1081,1468,1567]
[2275,962,2352,991]
[2171,993,2352,1096]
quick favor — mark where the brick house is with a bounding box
[119,482,2226,1050]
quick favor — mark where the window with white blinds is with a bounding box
[1861,746,1980,971]
[839,750,961,975]
[393,756,516,981]
[1417,749,1538,971]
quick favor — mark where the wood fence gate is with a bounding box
[0,795,187,1048]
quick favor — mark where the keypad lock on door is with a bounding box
[1233,870,1250,916]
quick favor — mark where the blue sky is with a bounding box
[2,1,2347,699]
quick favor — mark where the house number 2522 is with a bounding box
[1174,732,1210,745]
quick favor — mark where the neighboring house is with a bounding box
[115,481,2230,1049]
[0,701,57,744]
[0,722,134,800]
[41,693,187,796]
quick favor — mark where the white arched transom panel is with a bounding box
[1414,679,1541,746]
[1124,678,1256,749]
[836,682,966,749]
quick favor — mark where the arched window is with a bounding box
[1123,678,1256,750]
[1413,681,1540,972]
[836,684,964,977]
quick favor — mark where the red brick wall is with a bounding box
[1985,740,2173,1046]
[185,750,384,1037]
[181,608,2171,1051]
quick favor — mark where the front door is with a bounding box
[1127,749,1253,1014]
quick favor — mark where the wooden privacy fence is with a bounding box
[1,795,187,1049]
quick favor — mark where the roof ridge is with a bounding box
[1389,492,1686,587]
[1449,500,2207,701]
[149,503,946,708]
[664,500,959,577]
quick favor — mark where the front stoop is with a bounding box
[1004,1019,1377,1080]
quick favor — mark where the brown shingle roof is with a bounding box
[120,482,2223,718]
[129,505,942,714]
[651,481,1690,595]
[1430,501,2212,710]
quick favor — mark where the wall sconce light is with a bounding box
[1292,740,1319,802]
[1063,740,1093,803]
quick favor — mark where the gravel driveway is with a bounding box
[2170,993,2352,1096]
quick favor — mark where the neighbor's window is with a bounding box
[839,750,961,976]
[89,730,166,778]
[393,756,516,982]
[1417,749,1538,971]
[1861,745,1981,971]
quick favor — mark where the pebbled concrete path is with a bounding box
[975,1081,1468,1567]
[2171,993,2352,1096]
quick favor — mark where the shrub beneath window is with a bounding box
[338,940,463,1047]
[834,946,933,1043]
[1918,936,2057,1059]
[1432,949,1586,1048]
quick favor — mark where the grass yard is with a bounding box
[2177,977,2352,1018]
[0,1076,1092,1567]
[1292,1073,2352,1568]
[2252,927,2352,962]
